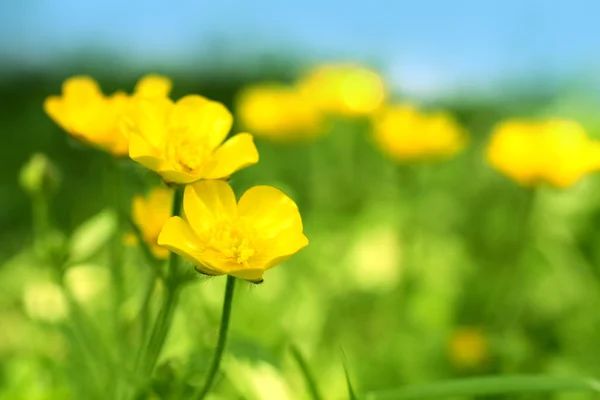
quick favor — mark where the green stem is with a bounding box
[486,188,537,326]
[193,275,237,400]
[105,159,128,399]
[143,282,181,373]
[132,186,185,396]
[32,194,49,244]
[140,272,157,340]
[290,345,323,400]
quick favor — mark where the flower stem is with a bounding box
[194,275,237,400]
[131,186,185,397]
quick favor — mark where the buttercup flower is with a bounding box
[372,104,467,162]
[448,327,488,370]
[121,95,259,184]
[44,75,171,155]
[130,187,174,259]
[157,180,308,283]
[297,64,386,117]
[237,83,323,142]
[487,119,600,188]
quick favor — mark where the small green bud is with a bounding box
[19,153,61,196]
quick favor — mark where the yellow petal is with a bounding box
[150,244,170,259]
[157,217,223,275]
[238,186,303,239]
[203,133,259,179]
[62,76,103,101]
[263,229,309,270]
[129,97,173,149]
[134,74,172,98]
[43,96,69,130]
[168,95,233,150]
[184,180,237,236]
[157,168,200,184]
[129,133,167,172]
[228,268,265,283]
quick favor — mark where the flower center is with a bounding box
[210,221,256,267]
[166,134,209,174]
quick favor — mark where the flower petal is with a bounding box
[184,180,237,236]
[44,96,69,130]
[157,168,200,185]
[238,186,304,239]
[168,95,233,150]
[129,133,167,173]
[62,76,103,101]
[134,74,172,98]
[203,133,259,179]
[262,229,309,270]
[228,268,265,283]
[157,216,223,275]
[129,97,173,149]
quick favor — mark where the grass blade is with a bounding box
[362,375,600,399]
[290,344,323,400]
[340,349,357,400]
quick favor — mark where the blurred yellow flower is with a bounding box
[448,327,488,370]
[130,187,174,259]
[237,83,323,142]
[487,119,600,188]
[298,64,386,117]
[372,104,467,162]
[44,74,171,156]
[158,180,308,283]
[121,95,259,184]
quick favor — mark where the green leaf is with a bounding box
[68,209,118,264]
[361,375,600,400]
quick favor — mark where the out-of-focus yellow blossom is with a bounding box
[372,104,467,162]
[157,180,308,283]
[237,83,323,142]
[44,75,171,156]
[298,64,386,117]
[129,187,174,259]
[487,119,600,188]
[121,95,259,184]
[448,327,488,370]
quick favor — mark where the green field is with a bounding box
[2,63,600,400]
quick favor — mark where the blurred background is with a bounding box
[2,1,600,399]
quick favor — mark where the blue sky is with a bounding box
[2,0,599,96]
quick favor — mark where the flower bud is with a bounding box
[19,153,61,196]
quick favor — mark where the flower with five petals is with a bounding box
[157,180,308,283]
[121,95,259,184]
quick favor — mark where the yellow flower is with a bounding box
[297,64,386,117]
[372,104,467,162]
[487,119,600,188]
[157,180,308,283]
[44,74,171,156]
[130,187,174,259]
[121,95,259,184]
[448,327,488,370]
[237,83,323,142]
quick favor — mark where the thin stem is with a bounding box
[131,186,185,397]
[32,194,49,244]
[290,345,323,400]
[193,275,237,400]
[143,283,181,372]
